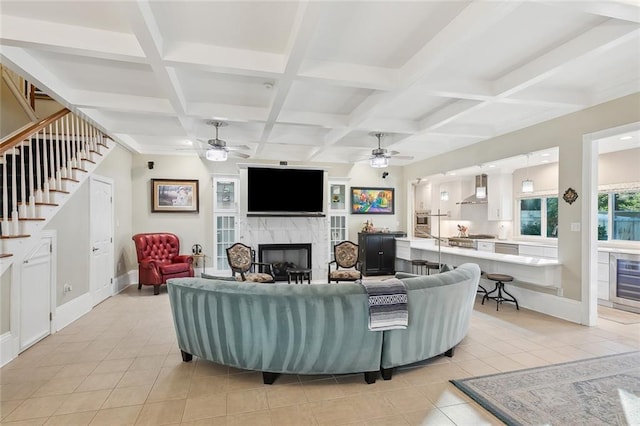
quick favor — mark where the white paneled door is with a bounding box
[90,176,114,306]
[20,235,53,352]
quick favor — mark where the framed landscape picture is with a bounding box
[151,179,199,213]
[351,187,394,214]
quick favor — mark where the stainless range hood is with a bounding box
[457,174,488,205]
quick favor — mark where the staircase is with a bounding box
[0,108,113,275]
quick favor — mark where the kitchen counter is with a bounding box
[396,238,562,289]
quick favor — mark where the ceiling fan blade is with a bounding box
[227,145,251,151]
[229,151,250,159]
[391,155,414,160]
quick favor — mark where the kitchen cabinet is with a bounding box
[597,251,610,301]
[487,173,513,221]
[358,232,403,276]
[518,244,557,258]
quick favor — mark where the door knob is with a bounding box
[92,247,99,252]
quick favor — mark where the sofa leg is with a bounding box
[154,285,160,295]
[263,372,279,385]
[445,347,455,357]
[380,368,393,381]
[138,283,142,290]
[181,350,193,362]
[364,371,377,384]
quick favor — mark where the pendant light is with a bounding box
[522,153,534,193]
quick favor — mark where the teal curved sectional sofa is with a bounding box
[167,263,480,384]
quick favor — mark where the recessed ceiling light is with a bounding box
[620,135,633,140]
[541,153,550,157]
[488,164,496,168]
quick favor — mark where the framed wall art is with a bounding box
[351,187,394,214]
[151,179,199,213]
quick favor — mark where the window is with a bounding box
[599,190,640,242]
[519,196,558,238]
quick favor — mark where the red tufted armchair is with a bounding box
[132,233,194,295]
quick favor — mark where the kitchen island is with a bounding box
[396,238,562,293]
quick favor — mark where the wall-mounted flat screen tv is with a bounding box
[247,167,325,216]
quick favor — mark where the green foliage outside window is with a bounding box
[546,198,558,237]
[520,198,541,236]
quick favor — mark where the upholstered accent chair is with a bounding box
[132,233,194,295]
[328,240,362,283]
[226,242,276,283]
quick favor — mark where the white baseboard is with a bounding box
[113,270,136,294]
[498,286,583,324]
[54,292,92,331]
[0,332,18,367]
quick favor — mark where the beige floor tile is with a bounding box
[92,358,134,375]
[301,378,346,402]
[129,355,167,372]
[116,369,160,389]
[417,383,469,408]
[351,393,401,420]
[402,407,456,426]
[1,399,25,420]
[226,371,265,392]
[456,358,501,377]
[54,389,111,415]
[134,399,186,425]
[75,372,124,392]
[364,415,409,426]
[478,355,527,373]
[43,410,97,425]
[307,398,361,425]
[89,405,142,425]
[4,395,68,421]
[32,376,84,397]
[187,375,229,399]
[226,388,268,415]
[439,403,501,425]
[101,384,152,408]
[379,387,435,413]
[1,417,48,425]
[269,405,317,425]
[1,366,63,385]
[225,410,272,426]
[0,381,46,401]
[181,393,227,422]
[52,362,99,379]
[146,375,190,403]
[265,383,308,409]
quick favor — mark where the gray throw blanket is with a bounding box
[359,278,408,331]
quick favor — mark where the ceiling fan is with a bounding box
[179,120,251,161]
[367,132,413,168]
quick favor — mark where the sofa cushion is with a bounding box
[329,270,361,280]
[201,273,236,281]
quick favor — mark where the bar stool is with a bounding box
[424,261,441,275]
[477,271,489,299]
[482,273,519,311]
[409,259,428,275]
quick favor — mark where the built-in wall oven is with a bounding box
[415,210,431,238]
[610,252,640,313]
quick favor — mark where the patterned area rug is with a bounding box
[451,351,640,426]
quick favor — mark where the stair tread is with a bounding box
[16,202,60,206]
[1,234,31,239]
[50,189,70,194]
[61,177,80,183]
[0,254,13,259]
[72,167,88,172]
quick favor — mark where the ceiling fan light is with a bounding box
[440,191,449,201]
[522,179,534,193]
[206,148,228,162]
[370,155,388,168]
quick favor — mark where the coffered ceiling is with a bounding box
[1,1,639,166]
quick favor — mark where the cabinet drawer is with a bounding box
[477,242,495,252]
[519,245,544,257]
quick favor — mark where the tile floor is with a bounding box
[1,283,639,425]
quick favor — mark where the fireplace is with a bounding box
[258,243,312,282]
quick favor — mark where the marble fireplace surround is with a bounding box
[240,216,330,282]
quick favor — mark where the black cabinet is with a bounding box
[358,232,404,276]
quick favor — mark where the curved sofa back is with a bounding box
[381,263,481,368]
[167,279,383,375]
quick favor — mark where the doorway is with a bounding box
[89,176,114,306]
[19,232,54,352]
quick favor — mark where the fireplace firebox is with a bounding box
[258,243,312,282]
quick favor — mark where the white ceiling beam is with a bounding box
[419,79,495,101]
[276,110,349,129]
[505,88,589,108]
[72,90,174,114]
[298,60,398,91]
[418,99,483,131]
[312,1,521,159]
[164,42,285,76]
[494,21,640,97]
[538,0,640,23]
[126,1,192,134]
[188,102,269,123]
[0,15,144,62]
[257,1,322,157]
